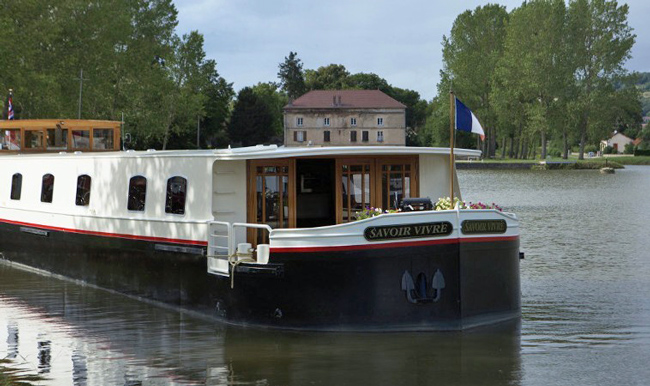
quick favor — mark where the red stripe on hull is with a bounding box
[0,217,207,246]
[270,235,518,253]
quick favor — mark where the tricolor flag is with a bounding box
[455,97,484,140]
[7,90,14,120]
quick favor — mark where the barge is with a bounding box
[0,124,520,331]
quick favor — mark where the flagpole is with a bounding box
[449,89,455,202]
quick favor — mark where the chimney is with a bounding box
[337,95,341,106]
[332,96,336,106]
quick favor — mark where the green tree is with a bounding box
[277,51,306,100]
[202,75,235,148]
[493,0,571,159]
[568,0,635,159]
[305,64,351,90]
[441,4,509,157]
[228,87,275,147]
[251,82,288,140]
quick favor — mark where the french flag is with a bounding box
[455,97,484,140]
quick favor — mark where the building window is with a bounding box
[362,131,369,142]
[41,174,55,203]
[323,117,330,127]
[10,173,22,200]
[296,117,303,127]
[324,130,331,142]
[294,130,306,142]
[377,131,384,142]
[165,176,187,215]
[350,131,357,142]
[350,117,357,126]
[75,175,92,206]
[128,175,147,211]
[377,117,384,126]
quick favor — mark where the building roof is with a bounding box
[285,90,406,110]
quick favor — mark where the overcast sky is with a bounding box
[175,0,650,101]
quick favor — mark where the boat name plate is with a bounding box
[364,222,453,241]
[461,220,507,234]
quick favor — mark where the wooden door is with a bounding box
[247,159,296,245]
[376,157,419,211]
[335,158,376,223]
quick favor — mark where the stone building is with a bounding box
[283,90,406,147]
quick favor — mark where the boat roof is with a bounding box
[0,145,482,160]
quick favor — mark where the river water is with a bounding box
[1,166,649,385]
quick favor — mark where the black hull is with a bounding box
[0,221,520,331]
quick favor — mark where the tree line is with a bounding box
[425,0,643,159]
[1,0,645,156]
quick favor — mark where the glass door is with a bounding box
[336,159,375,223]
[377,157,418,211]
[248,160,295,245]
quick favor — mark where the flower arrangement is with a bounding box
[434,197,503,211]
[355,207,401,220]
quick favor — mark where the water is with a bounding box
[1,166,650,385]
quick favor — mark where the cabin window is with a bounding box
[41,174,55,203]
[1,129,21,150]
[72,130,90,149]
[127,176,147,211]
[47,128,68,150]
[75,175,92,206]
[10,173,22,200]
[165,176,187,215]
[24,130,44,149]
[92,128,114,150]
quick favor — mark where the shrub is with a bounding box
[603,146,614,154]
[624,143,635,154]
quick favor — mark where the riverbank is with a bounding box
[457,156,650,170]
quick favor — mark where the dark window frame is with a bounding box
[350,131,357,142]
[75,174,92,206]
[165,176,187,215]
[127,175,147,211]
[41,173,55,203]
[10,173,22,200]
[324,130,331,142]
[362,131,369,142]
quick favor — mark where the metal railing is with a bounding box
[207,221,272,276]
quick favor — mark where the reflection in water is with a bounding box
[2,166,650,385]
[0,265,521,385]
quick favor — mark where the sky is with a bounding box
[175,0,650,101]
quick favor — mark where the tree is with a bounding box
[305,64,351,90]
[251,82,288,140]
[228,87,275,147]
[202,75,235,148]
[441,4,509,157]
[568,0,635,159]
[277,51,306,100]
[493,0,571,159]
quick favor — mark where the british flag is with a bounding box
[7,90,14,120]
